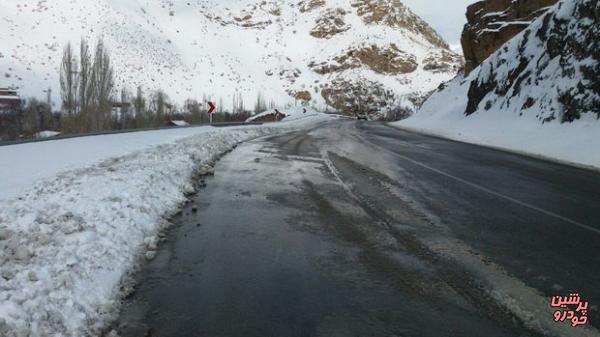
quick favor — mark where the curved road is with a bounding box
[115,120,600,337]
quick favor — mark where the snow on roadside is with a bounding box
[246,106,321,122]
[0,115,328,337]
[0,126,220,201]
[393,75,600,171]
[394,0,600,171]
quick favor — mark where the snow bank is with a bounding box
[394,0,600,170]
[0,115,328,337]
[394,74,600,170]
[0,126,219,201]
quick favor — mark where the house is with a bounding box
[0,88,21,109]
[0,88,22,141]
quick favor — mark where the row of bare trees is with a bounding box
[57,38,281,135]
[60,38,115,133]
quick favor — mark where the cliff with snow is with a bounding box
[396,0,600,169]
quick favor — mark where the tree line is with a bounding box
[0,37,281,141]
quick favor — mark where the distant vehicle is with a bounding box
[357,113,368,120]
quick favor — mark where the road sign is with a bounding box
[207,101,216,124]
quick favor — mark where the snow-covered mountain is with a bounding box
[0,0,461,115]
[396,0,600,168]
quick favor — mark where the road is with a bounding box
[115,120,600,337]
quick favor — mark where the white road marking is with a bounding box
[372,142,600,235]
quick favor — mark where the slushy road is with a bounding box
[116,120,600,337]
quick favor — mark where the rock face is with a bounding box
[321,78,395,113]
[310,8,351,38]
[352,0,449,49]
[309,44,418,75]
[462,0,599,122]
[461,0,558,74]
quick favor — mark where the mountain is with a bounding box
[461,0,558,74]
[396,0,600,168]
[0,0,461,117]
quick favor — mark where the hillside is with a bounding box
[0,0,461,117]
[396,0,600,169]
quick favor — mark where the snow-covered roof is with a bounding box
[0,95,21,100]
[34,130,61,139]
[169,120,190,127]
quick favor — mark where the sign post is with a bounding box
[207,101,216,124]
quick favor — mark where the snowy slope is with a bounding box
[0,114,329,337]
[0,0,461,114]
[395,0,600,169]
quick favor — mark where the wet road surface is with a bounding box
[115,121,600,337]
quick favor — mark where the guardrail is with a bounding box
[0,122,264,147]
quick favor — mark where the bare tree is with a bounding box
[91,38,114,130]
[79,38,92,130]
[238,92,245,113]
[254,92,267,113]
[22,98,52,136]
[60,42,78,115]
[134,86,147,127]
[152,90,169,125]
[232,90,245,113]
[218,97,224,113]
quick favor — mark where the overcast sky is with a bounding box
[402,0,475,49]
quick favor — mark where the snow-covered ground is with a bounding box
[394,0,600,171]
[0,114,329,337]
[0,126,218,201]
[393,75,600,170]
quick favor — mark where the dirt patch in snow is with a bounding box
[310,8,351,39]
[310,44,418,75]
[298,0,326,13]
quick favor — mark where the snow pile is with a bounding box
[246,105,321,122]
[0,115,328,337]
[0,0,460,113]
[395,0,600,169]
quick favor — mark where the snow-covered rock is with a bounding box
[461,0,558,74]
[395,0,600,169]
[0,0,461,117]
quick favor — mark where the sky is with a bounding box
[401,0,476,50]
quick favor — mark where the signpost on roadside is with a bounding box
[207,101,216,124]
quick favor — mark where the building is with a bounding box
[0,88,22,141]
[0,88,22,109]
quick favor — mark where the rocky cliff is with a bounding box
[409,0,599,124]
[461,0,558,74]
[397,0,599,171]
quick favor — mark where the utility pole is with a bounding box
[46,87,52,109]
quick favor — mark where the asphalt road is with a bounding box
[115,120,600,337]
